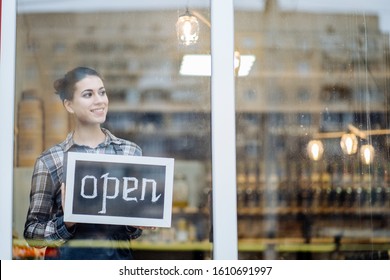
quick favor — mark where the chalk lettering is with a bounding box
[80,175,97,199]
[141,178,161,203]
[123,177,138,202]
[79,173,162,214]
[99,173,120,214]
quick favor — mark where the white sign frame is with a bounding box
[64,152,174,228]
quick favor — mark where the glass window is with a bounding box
[10,0,390,261]
[13,0,212,260]
[235,0,390,260]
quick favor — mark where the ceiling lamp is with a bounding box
[340,133,358,155]
[360,144,375,165]
[307,140,324,161]
[176,9,199,46]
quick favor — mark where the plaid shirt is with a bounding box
[24,128,143,251]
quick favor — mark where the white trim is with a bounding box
[211,0,238,260]
[0,0,16,260]
[17,0,209,13]
[64,153,174,228]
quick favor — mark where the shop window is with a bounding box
[235,0,390,260]
[13,1,213,260]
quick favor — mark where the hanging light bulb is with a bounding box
[176,9,199,46]
[307,140,324,161]
[360,144,375,165]
[340,133,358,155]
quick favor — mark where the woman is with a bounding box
[24,66,144,260]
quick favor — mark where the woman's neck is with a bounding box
[73,125,106,148]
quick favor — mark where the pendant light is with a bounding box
[176,8,200,46]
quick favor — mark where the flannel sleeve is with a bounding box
[23,157,74,248]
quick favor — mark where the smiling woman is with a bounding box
[23,66,145,260]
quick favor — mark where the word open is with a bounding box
[80,173,161,214]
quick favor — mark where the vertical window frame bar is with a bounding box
[211,0,238,260]
[0,0,16,260]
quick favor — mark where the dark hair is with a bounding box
[53,66,102,101]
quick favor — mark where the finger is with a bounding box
[138,226,156,230]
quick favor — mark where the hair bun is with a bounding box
[53,78,64,92]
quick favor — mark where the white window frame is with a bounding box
[0,0,237,260]
[0,0,16,260]
[211,0,237,260]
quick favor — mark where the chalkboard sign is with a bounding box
[64,152,174,227]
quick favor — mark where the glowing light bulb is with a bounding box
[360,144,375,165]
[340,133,358,155]
[307,140,324,161]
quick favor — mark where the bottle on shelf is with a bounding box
[176,218,189,243]
[173,173,189,208]
[319,163,332,208]
[236,161,247,209]
[310,161,321,209]
[245,161,259,208]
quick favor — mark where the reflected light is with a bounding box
[340,133,358,155]
[234,51,241,73]
[180,54,256,76]
[360,144,375,165]
[307,140,324,161]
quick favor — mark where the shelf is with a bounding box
[172,207,209,215]
[108,101,388,114]
[169,206,390,216]
[238,238,335,252]
[116,130,210,138]
[131,237,390,252]
[237,207,390,216]
[13,236,390,256]
[109,102,210,113]
[132,240,212,251]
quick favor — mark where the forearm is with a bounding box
[24,214,74,248]
[25,156,72,247]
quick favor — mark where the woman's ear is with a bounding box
[63,99,74,114]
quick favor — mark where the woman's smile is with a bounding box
[91,107,106,114]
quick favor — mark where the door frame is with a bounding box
[0,0,16,260]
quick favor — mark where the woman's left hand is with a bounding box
[134,226,157,230]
